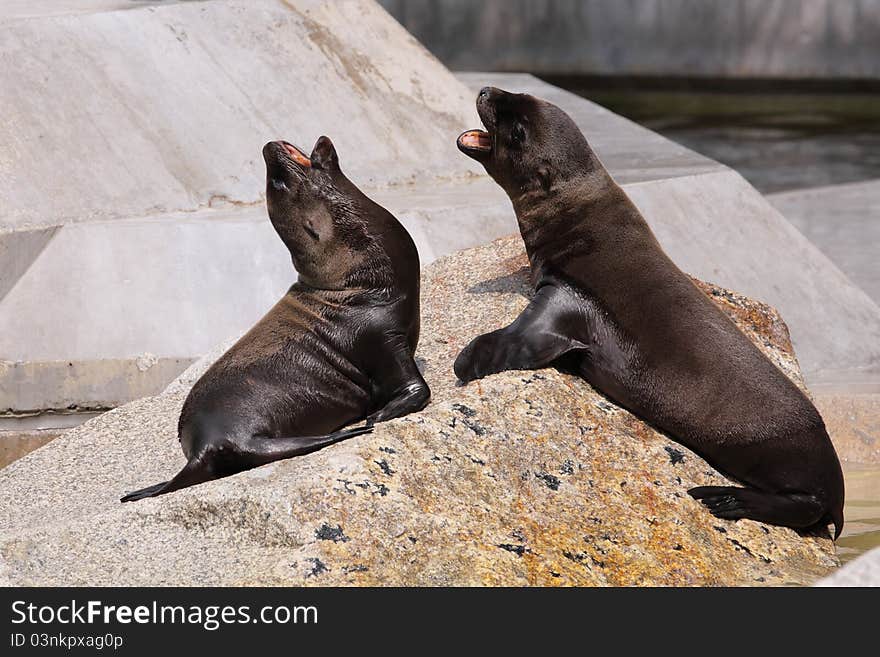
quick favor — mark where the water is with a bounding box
[0,429,63,469]
[547,80,880,194]
[839,464,880,564]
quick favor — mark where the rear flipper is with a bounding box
[119,458,207,503]
[119,480,172,502]
[688,485,827,534]
[120,425,372,503]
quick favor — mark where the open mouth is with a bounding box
[457,90,496,156]
[457,129,492,154]
[278,141,312,167]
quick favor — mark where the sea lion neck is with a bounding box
[333,174,420,298]
[511,169,616,268]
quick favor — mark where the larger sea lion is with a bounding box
[122,136,429,501]
[454,87,844,538]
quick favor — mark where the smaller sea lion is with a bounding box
[122,136,429,501]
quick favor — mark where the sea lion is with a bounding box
[454,87,844,538]
[121,136,430,501]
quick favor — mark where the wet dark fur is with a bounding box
[454,87,844,538]
[121,137,429,501]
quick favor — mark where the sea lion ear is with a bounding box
[311,136,339,171]
[537,165,553,192]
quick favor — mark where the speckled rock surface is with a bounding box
[0,236,838,586]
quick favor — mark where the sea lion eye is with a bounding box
[511,122,526,145]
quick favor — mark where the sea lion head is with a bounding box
[457,87,603,204]
[262,136,393,290]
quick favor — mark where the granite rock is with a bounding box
[0,237,838,586]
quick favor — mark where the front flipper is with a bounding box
[365,343,430,425]
[454,284,588,383]
[365,380,430,425]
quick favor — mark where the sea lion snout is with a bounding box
[281,141,312,167]
[476,86,501,130]
[457,129,492,154]
[262,140,312,169]
[458,86,605,205]
[458,86,537,163]
[457,87,503,157]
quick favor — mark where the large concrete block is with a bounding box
[0,186,514,414]
[768,180,880,308]
[0,0,480,231]
[0,2,194,20]
[0,208,292,413]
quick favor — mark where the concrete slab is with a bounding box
[0,429,62,469]
[813,393,880,464]
[816,546,880,586]
[0,0,481,231]
[768,180,880,307]
[0,180,513,414]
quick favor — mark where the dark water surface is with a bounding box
[839,464,880,564]
[547,78,880,194]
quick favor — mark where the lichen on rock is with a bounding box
[0,236,838,586]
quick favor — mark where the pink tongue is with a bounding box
[283,143,311,167]
[460,130,491,150]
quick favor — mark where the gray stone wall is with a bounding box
[379,0,880,79]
